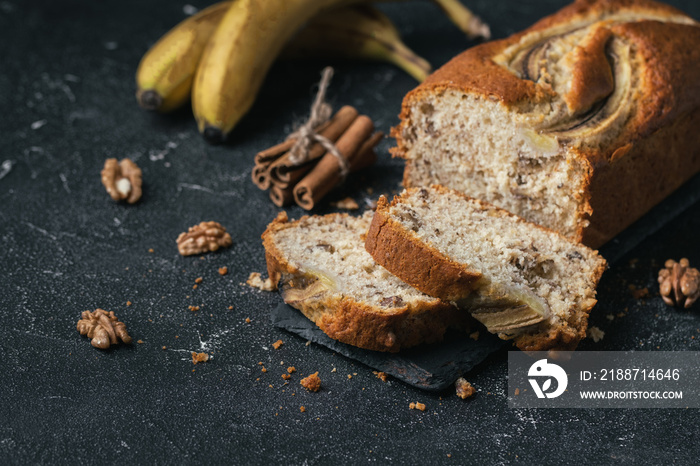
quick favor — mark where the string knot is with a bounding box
[287,67,349,177]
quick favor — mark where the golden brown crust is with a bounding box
[261,211,469,352]
[365,186,607,352]
[365,195,482,303]
[393,0,700,248]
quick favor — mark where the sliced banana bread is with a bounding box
[262,211,469,352]
[393,0,700,247]
[365,186,607,351]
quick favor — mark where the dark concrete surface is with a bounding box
[1,0,699,464]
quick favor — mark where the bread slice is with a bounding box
[392,0,700,248]
[365,186,607,351]
[262,211,469,352]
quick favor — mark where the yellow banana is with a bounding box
[136,0,488,131]
[192,0,364,143]
[135,2,229,112]
[282,5,432,83]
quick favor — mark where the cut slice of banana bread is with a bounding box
[365,186,607,351]
[262,211,469,352]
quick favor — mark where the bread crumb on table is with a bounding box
[195,277,203,284]
[300,372,321,392]
[373,371,388,382]
[469,331,480,341]
[455,377,476,399]
[219,267,228,276]
[587,326,605,342]
[246,272,275,291]
[272,339,284,350]
[331,197,360,210]
[287,366,296,374]
[282,374,291,380]
[300,406,306,413]
[191,352,209,364]
[409,402,426,411]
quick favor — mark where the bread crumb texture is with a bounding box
[300,372,321,392]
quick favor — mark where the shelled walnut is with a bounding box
[176,221,232,256]
[77,309,132,349]
[658,258,700,309]
[101,158,142,204]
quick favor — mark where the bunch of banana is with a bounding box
[135,0,490,143]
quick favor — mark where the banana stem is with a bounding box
[430,0,491,39]
[384,41,432,82]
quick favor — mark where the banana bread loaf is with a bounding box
[392,0,700,247]
[262,211,469,352]
[365,186,607,351]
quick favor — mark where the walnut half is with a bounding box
[77,309,132,349]
[659,258,700,309]
[101,158,142,204]
[176,221,232,256]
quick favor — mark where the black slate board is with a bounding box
[272,303,506,391]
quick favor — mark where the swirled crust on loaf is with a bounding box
[393,0,700,247]
[262,211,470,352]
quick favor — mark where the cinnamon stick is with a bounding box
[254,138,296,166]
[269,105,358,189]
[252,163,272,190]
[269,184,295,207]
[293,115,375,210]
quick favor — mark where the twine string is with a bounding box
[286,67,349,177]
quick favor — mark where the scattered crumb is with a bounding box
[606,314,615,321]
[137,340,144,344]
[332,197,360,210]
[126,301,132,306]
[587,326,605,343]
[409,402,426,411]
[246,272,275,291]
[219,267,228,276]
[228,305,233,310]
[347,374,352,379]
[191,352,209,364]
[272,339,284,350]
[162,346,167,350]
[300,406,306,413]
[469,331,480,341]
[282,374,291,380]
[148,248,154,253]
[261,367,267,373]
[331,367,337,373]
[373,371,388,382]
[300,372,321,392]
[629,284,649,300]
[192,284,198,290]
[245,317,251,323]
[195,277,203,284]
[305,340,311,346]
[514,388,520,396]
[287,367,296,374]
[455,377,476,399]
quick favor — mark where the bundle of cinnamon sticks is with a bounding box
[252,105,382,210]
